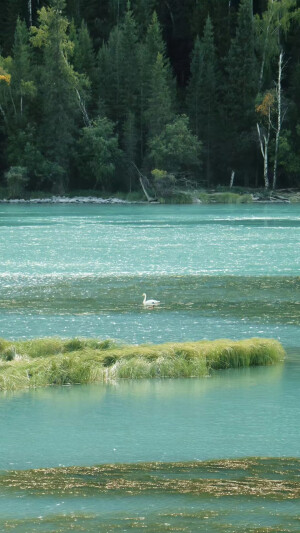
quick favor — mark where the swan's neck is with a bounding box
[143,294,146,304]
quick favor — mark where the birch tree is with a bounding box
[256,91,275,188]
[11,18,35,120]
[254,0,296,91]
[272,50,283,189]
[254,0,298,188]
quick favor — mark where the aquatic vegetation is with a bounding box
[0,458,299,532]
[1,457,299,499]
[0,338,285,391]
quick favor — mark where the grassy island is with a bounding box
[0,337,285,392]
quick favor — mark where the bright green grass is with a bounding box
[0,338,285,391]
[197,192,253,204]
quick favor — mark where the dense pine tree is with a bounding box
[146,52,174,142]
[0,0,299,193]
[187,16,219,185]
[224,0,258,184]
[30,0,81,191]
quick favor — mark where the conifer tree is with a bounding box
[11,18,35,121]
[119,3,139,116]
[72,20,96,114]
[146,52,174,141]
[186,36,202,138]
[224,0,258,183]
[190,0,233,59]
[122,110,138,189]
[187,16,218,185]
[143,12,175,103]
[97,26,123,124]
[140,12,175,161]
[4,18,40,181]
[31,0,80,191]
[73,20,95,82]
[132,0,157,33]
[0,0,27,55]
[137,11,172,162]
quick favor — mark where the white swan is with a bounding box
[142,293,160,306]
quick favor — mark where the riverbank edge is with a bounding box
[0,337,285,392]
[0,188,299,204]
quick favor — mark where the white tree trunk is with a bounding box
[28,0,32,27]
[75,88,91,127]
[0,104,7,123]
[131,162,153,202]
[273,50,283,190]
[257,122,270,189]
[61,50,91,127]
[229,170,235,188]
[258,23,270,91]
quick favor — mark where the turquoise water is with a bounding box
[0,203,299,531]
[0,204,299,346]
[0,357,299,471]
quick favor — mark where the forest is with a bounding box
[0,0,299,197]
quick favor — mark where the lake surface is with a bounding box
[0,203,299,531]
[0,203,299,346]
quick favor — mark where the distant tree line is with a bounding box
[0,0,299,195]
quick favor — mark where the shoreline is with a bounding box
[0,196,133,204]
[0,189,299,205]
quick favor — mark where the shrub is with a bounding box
[5,166,29,198]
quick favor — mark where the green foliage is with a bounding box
[119,5,139,115]
[150,168,175,197]
[224,0,258,179]
[186,16,219,185]
[30,0,81,191]
[198,192,253,204]
[151,168,168,180]
[190,0,232,58]
[254,0,298,90]
[146,52,174,140]
[149,115,202,174]
[142,11,174,98]
[5,166,28,198]
[159,192,194,204]
[272,129,300,185]
[11,18,36,118]
[123,111,138,163]
[77,117,122,189]
[0,337,285,391]
[0,0,299,190]
[73,20,95,81]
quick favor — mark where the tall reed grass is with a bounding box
[0,338,285,391]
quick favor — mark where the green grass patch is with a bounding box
[159,192,194,204]
[289,194,300,203]
[0,338,285,392]
[197,192,253,204]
